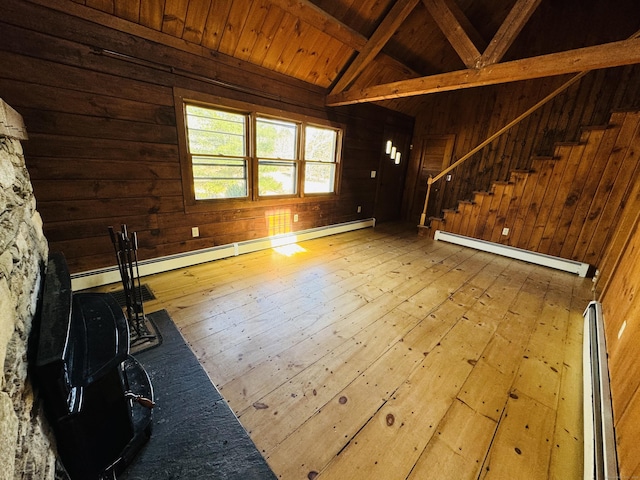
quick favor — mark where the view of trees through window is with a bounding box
[257,117,298,196]
[185,103,340,200]
[186,105,248,200]
[304,126,337,193]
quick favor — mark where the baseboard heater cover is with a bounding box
[71,218,375,290]
[583,301,618,479]
[433,230,591,277]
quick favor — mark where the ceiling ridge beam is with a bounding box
[326,36,640,106]
[329,0,420,95]
[477,0,542,68]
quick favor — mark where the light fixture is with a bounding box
[384,140,402,164]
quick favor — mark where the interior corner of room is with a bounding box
[2,0,640,479]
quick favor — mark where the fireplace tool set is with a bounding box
[108,225,157,349]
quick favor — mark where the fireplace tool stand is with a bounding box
[108,225,157,349]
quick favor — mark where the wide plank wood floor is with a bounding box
[98,223,593,479]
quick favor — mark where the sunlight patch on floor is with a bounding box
[272,242,307,257]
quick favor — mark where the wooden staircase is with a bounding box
[425,110,640,268]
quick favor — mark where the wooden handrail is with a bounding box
[419,71,587,226]
[419,29,640,227]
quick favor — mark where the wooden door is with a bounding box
[409,135,456,223]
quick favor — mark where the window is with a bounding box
[256,117,298,196]
[304,125,338,194]
[180,95,342,205]
[185,105,248,200]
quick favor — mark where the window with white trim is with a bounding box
[182,100,341,202]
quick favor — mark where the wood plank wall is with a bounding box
[598,190,640,479]
[406,66,640,224]
[0,0,412,273]
[594,110,640,480]
[426,111,640,268]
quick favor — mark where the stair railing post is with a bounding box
[419,176,433,227]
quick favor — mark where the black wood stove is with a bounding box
[32,252,154,479]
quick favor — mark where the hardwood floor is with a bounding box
[102,223,593,479]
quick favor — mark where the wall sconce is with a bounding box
[385,139,402,164]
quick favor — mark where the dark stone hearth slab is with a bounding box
[119,310,276,480]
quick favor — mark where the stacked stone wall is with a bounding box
[0,99,56,480]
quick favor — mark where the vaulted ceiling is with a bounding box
[45,0,640,115]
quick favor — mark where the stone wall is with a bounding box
[0,99,57,479]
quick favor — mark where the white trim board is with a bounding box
[71,218,376,291]
[433,230,591,277]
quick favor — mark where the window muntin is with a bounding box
[186,105,248,199]
[304,126,338,194]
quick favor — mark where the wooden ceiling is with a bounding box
[48,0,640,114]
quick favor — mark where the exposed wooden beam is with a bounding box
[326,36,640,106]
[422,0,486,68]
[329,0,420,95]
[477,0,542,68]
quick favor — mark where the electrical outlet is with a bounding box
[293,214,299,222]
[502,227,509,236]
[191,227,200,237]
[446,174,452,181]
[371,170,376,178]
[357,206,362,213]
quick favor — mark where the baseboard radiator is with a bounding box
[71,218,375,290]
[433,230,592,277]
[583,300,618,479]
